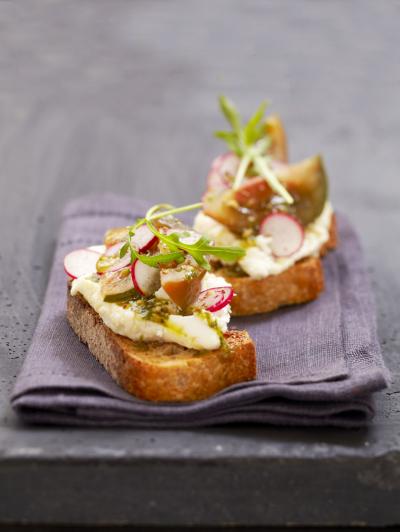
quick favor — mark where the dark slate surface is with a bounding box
[0,0,399,527]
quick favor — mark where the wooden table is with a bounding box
[0,0,399,527]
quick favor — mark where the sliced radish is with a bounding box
[211,153,226,172]
[260,212,304,257]
[88,244,106,254]
[131,259,161,296]
[101,225,157,273]
[207,170,230,192]
[207,152,240,192]
[196,286,233,312]
[212,152,240,177]
[105,241,124,257]
[132,224,158,252]
[64,249,100,280]
[108,254,132,273]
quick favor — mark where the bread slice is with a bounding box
[67,291,256,402]
[215,214,338,316]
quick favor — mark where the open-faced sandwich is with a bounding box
[64,203,256,402]
[194,96,337,316]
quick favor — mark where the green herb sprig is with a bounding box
[215,95,293,204]
[119,203,245,270]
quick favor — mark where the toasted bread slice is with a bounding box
[215,214,337,316]
[67,292,256,402]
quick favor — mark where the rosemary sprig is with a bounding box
[215,95,293,204]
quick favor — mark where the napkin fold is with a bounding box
[11,194,389,427]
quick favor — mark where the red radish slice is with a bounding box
[132,224,158,252]
[131,259,161,296]
[108,254,131,273]
[211,153,226,171]
[105,241,124,257]
[260,212,304,257]
[88,244,106,254]
[212,152,240,177]
[64,249,100,280]
[207,152,240,192]
[196,286,233,312]
[206,170,230,192]
[102,225,157,272]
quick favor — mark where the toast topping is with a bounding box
[194,96,333,279]
[68,203,244,351]
[71,272,231,351]
[194,202,333,280]
[203,96,328,237]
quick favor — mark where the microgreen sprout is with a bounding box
[215,95,293,204]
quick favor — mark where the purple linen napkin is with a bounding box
[11,194,390,427]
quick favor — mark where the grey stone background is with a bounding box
[0,0,399,528]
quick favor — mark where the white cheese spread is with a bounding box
[194,202,333,280]
[71,272,231,351]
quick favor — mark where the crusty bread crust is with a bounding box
[67,292,256,402]
[320,213,338,256]
[216,214,337,316]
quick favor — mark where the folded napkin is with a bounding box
[11,194,390,427]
